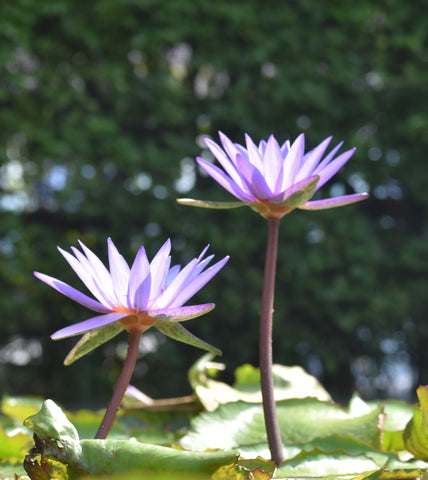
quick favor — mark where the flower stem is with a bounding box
[259,217,285,465]
[95,329,142,439]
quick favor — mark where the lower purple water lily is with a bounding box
[34,238,229,364]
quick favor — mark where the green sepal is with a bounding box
[279,175,319,207]
[177,198,255,209]
[155,318,221,356]
[64,322,125,366]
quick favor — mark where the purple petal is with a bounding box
[107,238,131,307]
[299,192,369,210]
[168,255,229,308]
[51,311,129,339]
[155,258,199,308]
[58,247,113,307]
[235,153,272,200]
[196,157,253,201]
[279,133,305,190]
[315,148,356,188]
[166,264,181,285]
[149,239,172,303]
[296,136,333,181]
[280,139,291,156]
[312,141,344,173]
[245,134,265,172]
[218,131,245,167]
[128,245,151,311]
[34,272,111,313]
[205,136,246,189]
[148,303,215,322]
[263,136,285,193]
[77,241,117,304]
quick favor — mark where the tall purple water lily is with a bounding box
[35,238,228,439]
[178,132,368,219]
[178,131,368,465]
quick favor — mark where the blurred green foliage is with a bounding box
[0,0,427,407]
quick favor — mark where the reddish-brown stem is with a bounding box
[95,328,142,439]
[259,217,285,465]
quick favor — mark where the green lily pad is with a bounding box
[180,398,382,451]
[23,400,238,478]
[188,354,331,412]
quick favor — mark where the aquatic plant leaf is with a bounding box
[64,322,124,365]
[188,354,331,411]
[180,398,382,450]
[404,385,428,460]
[23,400,238,478]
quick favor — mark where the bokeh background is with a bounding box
[1,1,427,409]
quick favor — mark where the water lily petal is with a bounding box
[51,311,128,340]
[34,272,111,313]
[108,238,131,306]
[169,256,230,308]
[205,136,246,189]
[236,153,272,200]
[196,156,253,201]
[148,239,172,303]
[315,148,356,188]
[58,247,113,307]
[299,192,369,210]
[296,136,332,181]
[128,245,151,311]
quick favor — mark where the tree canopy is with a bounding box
[0,0,427,407]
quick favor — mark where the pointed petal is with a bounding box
[63,322,124,366]
[51,311,128,340]
[149,239,172,302]
[218,131,246,167]
[315,148,356,188]
[299,192,369,210]
[263,135,285,193]
[245,134,264,172]
[77,241,117,304]
[169,256,229,308]
[155,318,221,356]
[205,136,246,188]
[155,258,199,308]
[279,133,305,190]
[177,198,253,209]
[196,157,253,201]
[128,245,151,310]
[107,238,130,307]
[312,141,344,173]
[296,136,333,181]
[166,264,181,285]
[58,247,113,307]
[235,153,272,200]
[34,272,111,313]
[68,246,116,306]
[148,303,215,322]
[280,139,291,156]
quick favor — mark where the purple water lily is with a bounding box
[178,130,368,464]
[35,238,228,351]
[179,132,368,219]
[35,238,228,439]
